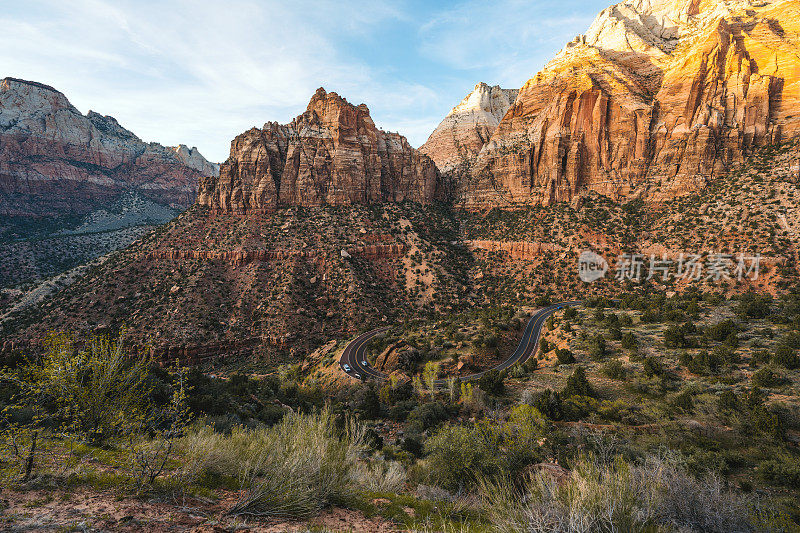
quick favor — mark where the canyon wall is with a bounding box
[452,0,800,206]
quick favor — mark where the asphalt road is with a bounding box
[339,301,581,386]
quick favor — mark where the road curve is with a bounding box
[339,301,581,386]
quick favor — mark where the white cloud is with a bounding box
[0,0,416,161]
[0,0,608,159]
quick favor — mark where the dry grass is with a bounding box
[482,454,756,533]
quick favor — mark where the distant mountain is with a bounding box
[420,83,517,174]
[0,77,218,218]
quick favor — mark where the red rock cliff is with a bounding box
[0,77,218,216]
[460,0,800,206]
[197,88,443,212]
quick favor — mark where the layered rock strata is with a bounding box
[198,88,442,213]
[420,83,518,173]
[0,77,218,216]
[458,0,800,206]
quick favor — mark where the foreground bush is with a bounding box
[483,455,761,533]
[179,410,381,518]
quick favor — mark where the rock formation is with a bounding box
[455,0,800,206]
[0,77,218,217]
[420,83,518,173]
[198,88,442,213]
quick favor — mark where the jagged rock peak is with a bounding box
[420,83,518,173]
[198,88,443,213]
[450,83,518,120]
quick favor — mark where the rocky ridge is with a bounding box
[0,77,218,217]
[420,83,518,173]
[197,88,442,213]
[456,0,800,206]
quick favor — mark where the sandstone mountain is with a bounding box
[453,0,800,207]
[198,88,442,213]
[420,83,518,173]
[0,77,219,217]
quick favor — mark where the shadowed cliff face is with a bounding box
[456,0,800,207]
[198,88,443,213]
[0,77,219,217]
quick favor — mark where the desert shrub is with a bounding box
[1,333,163,447]
[562,367,594,399]
[736,292,772,319]
[704,320,739,342]
[530,389,563,421]
[424,406,547,491]
[671,390,694,413]
[664,324,697,348]
[406,401,451,433]
[482,455,757,533]
[717,390,739,412]
[751,367,786,389]
[555,348,575,365]
[587,335,607,360]
[621,332,637,350]
[352,459,406,492]
[758,455,800,489]
[180,410,367,518]
[602,360,626,380]
[423,423,504,491]
[750,349,771,367]
[477,369,505,395]
[642,357,665,378]
[773,345,800,370]
[379,376,413,406]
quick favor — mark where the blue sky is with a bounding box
[1,0,610,162]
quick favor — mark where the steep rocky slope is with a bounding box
[0,89,459,360]
[0,203,475,362]
[420,83,518,174]
[198,88,442,213]
[0,77,218,217]
[457,0,800,206]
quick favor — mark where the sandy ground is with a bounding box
[0,488,397,532]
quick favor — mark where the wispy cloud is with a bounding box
[418,0,607,88]
[0,0,606,159]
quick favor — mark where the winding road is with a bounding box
[339,301,580,386]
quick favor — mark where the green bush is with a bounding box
[588,334,607,360]
[704,320,739,342]
[773,345,800,369]
[621,332,637,350]
[602,360,626,380]
[555,348,575,365]
[643,357,665,377]
[562,367,594,398]
[478,369,505,395]
[752,367,786,389]
[1,333,163,446]
[406,401,451,433]
[423,423,504,491]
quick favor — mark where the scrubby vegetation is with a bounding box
[4,285,800,531]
